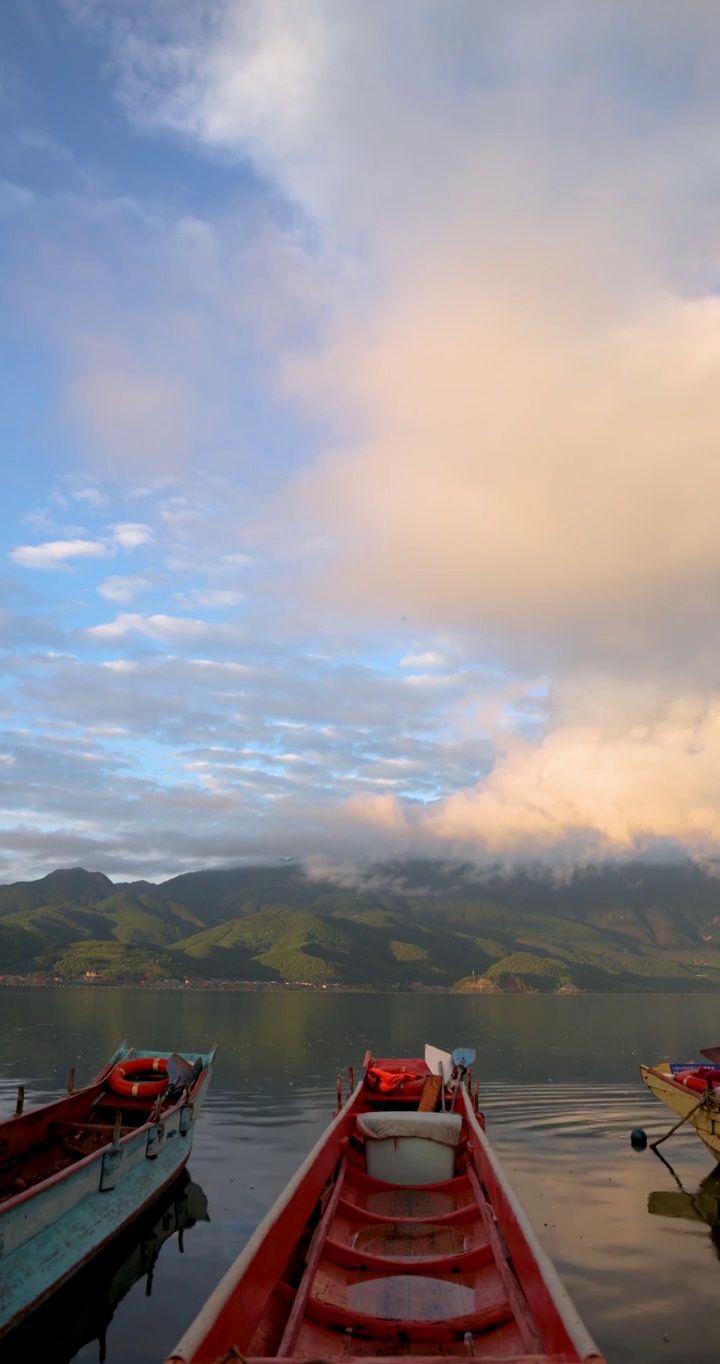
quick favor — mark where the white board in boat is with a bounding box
[425,1043,453,1083]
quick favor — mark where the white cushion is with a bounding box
[357,1111,462,1147]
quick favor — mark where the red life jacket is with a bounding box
[367,1066,423,1093]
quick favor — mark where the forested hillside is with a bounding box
[1,861,720,990]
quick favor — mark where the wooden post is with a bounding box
[67,1066,75,1094]
[336,1074,343,1111]
[348,1066,354,1093]
[15,1085,24,1116]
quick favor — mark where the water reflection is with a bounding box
[2,1173,209,1364]
[649,1154,720,1256]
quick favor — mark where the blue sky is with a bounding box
[3,2,720,880]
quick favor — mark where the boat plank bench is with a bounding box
[165,1044,604,1364]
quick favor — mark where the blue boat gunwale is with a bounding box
[0,1042,217,1218]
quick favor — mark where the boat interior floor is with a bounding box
[253,1157,546,1360]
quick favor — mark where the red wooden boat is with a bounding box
[166,1046,603,1364]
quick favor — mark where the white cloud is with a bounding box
[421,694,720,859]
[289,280,720,668]
[400,652,446,669]
[103,2,334,197]
[0,179,34,216]
[16,127,79,169]
[403,672,459,689]
[73,486,109,507]
[222,553,254,567]
[83,612,214,643]
[22,510,54,532]
[174,588,243,609]
[10,539,108,569]
[112,522,153,549]
[98,574,154,603]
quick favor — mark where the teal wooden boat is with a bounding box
[0,1042,215,1338]
[3,1171,209,1363]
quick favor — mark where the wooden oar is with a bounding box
[651,1093,708,1150]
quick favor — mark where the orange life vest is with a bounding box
[366,1066,423,1093]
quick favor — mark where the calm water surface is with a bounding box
[1,988,719,1364]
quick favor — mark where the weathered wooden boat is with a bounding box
[0,1042,215,1338]
[3,1170,209,1364]
[167,1045,603,1364]
[640,1049,720,1160]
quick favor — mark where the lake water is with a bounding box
[1,988,720,1364]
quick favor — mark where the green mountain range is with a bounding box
[2,860,720,991]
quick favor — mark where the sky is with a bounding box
[3,2,720,881]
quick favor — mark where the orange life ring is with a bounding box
[675,1066,720,1093]
[677,1073,707,1093]
[108,1056,169,1099]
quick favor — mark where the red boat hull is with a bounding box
[167,1051,602,1364]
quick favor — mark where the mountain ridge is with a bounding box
[1,860,720,990]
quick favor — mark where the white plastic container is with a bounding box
[359,1111,461,1185]
[364,1134,456,1185]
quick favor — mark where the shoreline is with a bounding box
[1,979,720,997]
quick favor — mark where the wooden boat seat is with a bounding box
[53,1121,133,1160]
[52,1120,128,1133]
[287,1317,532,1359]
[92,1091,166,1116]
[342,1170,476,1224]
[341,1217,476,1254]
[337,1191,478,1227]
[324,1217,492,1273]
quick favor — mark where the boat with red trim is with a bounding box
[641,1048,720,1160]
[166,1044,603,1364]
[0,1041,215,1338]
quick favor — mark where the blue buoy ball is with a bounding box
[631,1127,648,1151]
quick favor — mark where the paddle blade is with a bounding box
[425,1043,453,1083]
[167,1052,194,1088]
[452,1047,476,1070]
